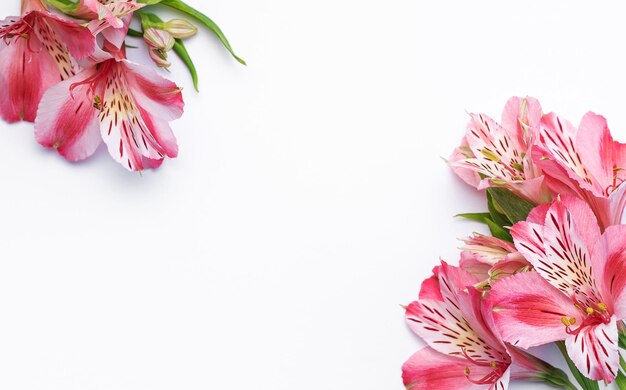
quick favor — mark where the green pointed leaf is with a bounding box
[455,212,491,224]
[486,187,536,224]
[173,39,199,91]
[556,341,600,390]
[159,0,246,65]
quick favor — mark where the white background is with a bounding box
[0,0,625,389]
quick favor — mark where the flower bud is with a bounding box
[143,28,175,50]
[163,19,198,39]
[143,28,175,68]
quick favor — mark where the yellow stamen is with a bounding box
[598,303,607,311]
[480,149,500,162]
[490,362,497,368]
[585,307,594,315]
[465,367,471,375]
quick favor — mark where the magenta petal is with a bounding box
[0,36,59,123]
[487,272,581,348]
[402,347,501,390]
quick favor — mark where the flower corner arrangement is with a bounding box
[401,97,626,390]
[0,0,244,171]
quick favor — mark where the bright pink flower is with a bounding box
[534,112,626,229]
[65,0,145,48]
[450,97,550,204]
[403,262,554,389]
[487,196,626,382]
[0,1,95,122]
[34,58,183,171]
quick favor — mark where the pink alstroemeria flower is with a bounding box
[450,97,550,204]
[34,55,183,171]
[64,0,145,48]
[488,196,626,382]
[459,233,530,286]
[403,262,556,389]
[0,0,95,122]
[534,112,626,230]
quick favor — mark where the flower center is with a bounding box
[461,348,507,385]
[561,298,611,335]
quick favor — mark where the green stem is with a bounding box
[556,341,599,390]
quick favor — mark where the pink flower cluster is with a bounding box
[0,0,241,171]
[402,97,626,389]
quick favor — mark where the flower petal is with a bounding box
[511,197,602,306]
[596,225,626,318]
[487,271,581,348]
[402,347,495,390]
[34,68,101,161]
[565,316,619,382]
[500,96,542,149]
[0,36,60,122]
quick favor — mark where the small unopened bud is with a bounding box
[143,28,175,69]
[163,19,197,39]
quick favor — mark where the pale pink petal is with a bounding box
[487,271,581,348]
[459,252,491,282]
[576,113,615,190]
[402,347,493,390]
[565,317,619,382]
[500,96,542,148]
[449,135,481,188]
[34,69,101,161]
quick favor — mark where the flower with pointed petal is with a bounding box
[534,112,626,230]
[487,196,626,382]
[403,262,560,389]
[0,1,96,123]
[450,97,551,205]
[35,57,183,171]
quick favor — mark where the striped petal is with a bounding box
[565,316,619,382]
[510,197,602,307]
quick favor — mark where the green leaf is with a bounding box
[556,341,600,390]
[617,371,626,390]
[455,212,491,224]
[172,39,199,91]
[46,0,78,13]
[127,28,144,38]
[485,219,513,242]
[158,0,246,65]
[486,190,511,228]
[486,187,536,224]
